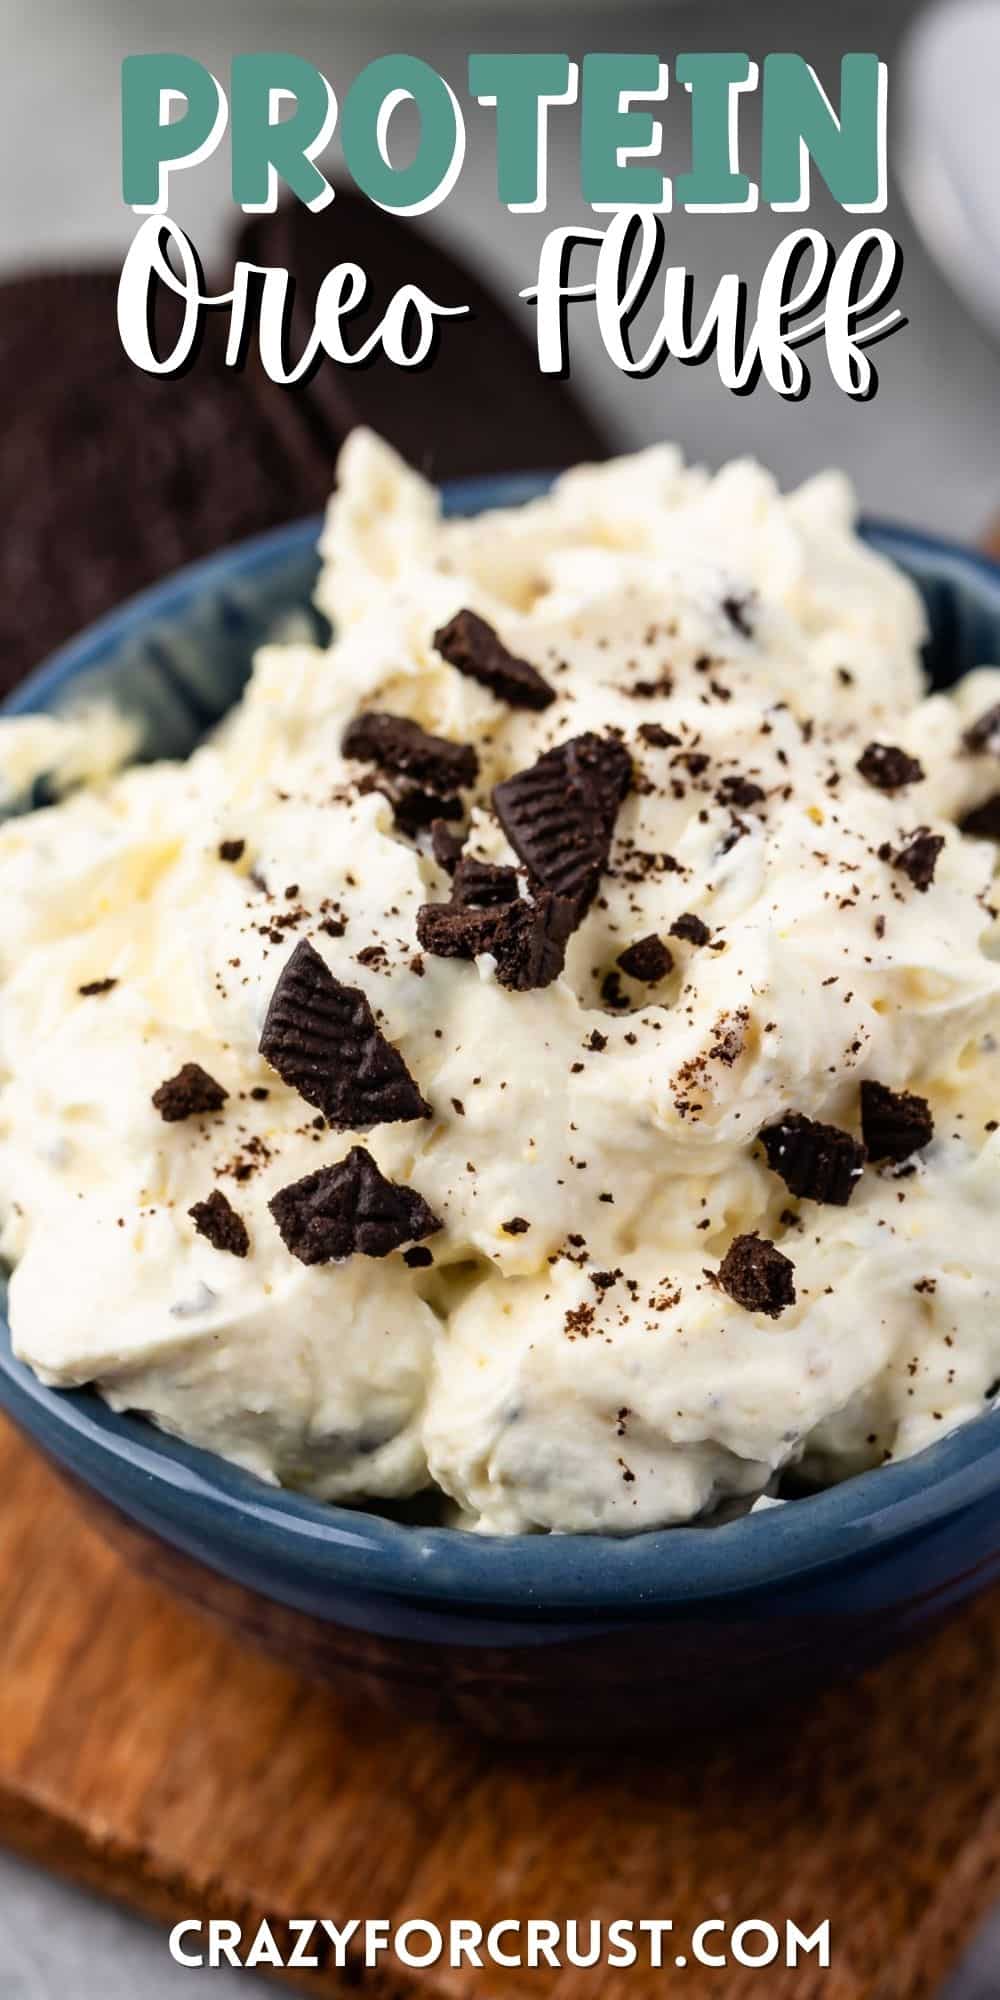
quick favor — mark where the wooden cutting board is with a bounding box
[2,1413,1000,2000]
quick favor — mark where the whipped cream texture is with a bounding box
[3,433,1000,1534]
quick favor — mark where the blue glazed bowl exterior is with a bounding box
[3,476,1000,1739]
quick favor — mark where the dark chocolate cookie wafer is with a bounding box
[884,828,945,890]
[416,888,573,990]
[856,742,925,792]
[0,271,333,695]
[493,732,633,921]
[269,1146,441,1264]
[259,938,430,1127]
[358,770,465,835]
[430,821,464,873]
[343,711,478,791]
[616,935,672,983]
[433,609,555,710]
[717,1233,796,1318]
[239,192,608,481]
[758,1111,865,1206]
[451,856,520,907]
[188,1189,250,1258]
[860,1080,934,1163]
[152,1063,228,1123]
[669,912,712,946]
[1,200,607,697]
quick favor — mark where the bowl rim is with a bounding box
[3,477,1000,1613]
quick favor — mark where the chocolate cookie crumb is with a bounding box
[860,1080,934,1163]
[416,890,573,992]
[451,855,520,908]
[78,977,117,997]
[718,1232,795,1317]
[259,938,430,1128]
[415,902,497,961]
[959,793,1000,841]
[343,710,478,793]
[433,607,554,710]
[431,819,464,873]
[856,742,925,791]
[889,827,945,892]
[188,1188,250,1257]
[717,774,765,809]
[616,934,673,984]
[490,904,576,988]
[403,1245,434,1268]
[493,731,632,921]
[637,722,680,748]
[669,912,711,947]
[501,1217,530,1235]
[759,1111,865,1205]
[369,776,464,836]
[152,1062,228,1123]
[269,1146,442,1264]
[218,839,245,863]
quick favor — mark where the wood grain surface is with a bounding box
[1,1415,999,1999]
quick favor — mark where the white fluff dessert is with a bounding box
[3,430,1000,1535]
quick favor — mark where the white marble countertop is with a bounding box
[2,0,999,1994]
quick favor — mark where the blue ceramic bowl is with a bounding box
[2,476,1000,1741]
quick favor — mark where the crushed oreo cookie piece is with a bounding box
[888,827,945,891]
[722,593,755,640]
[259,938,430,1127]
[430,819,464,873]
[959,793,1000,841]
[364,774,464,836]
[856,742,925,792]
[637,721,680,748]
[963,704,1000,755]
[493,731,632,921]
[218,839,245,863]
[152,1062,228,1123]
[416,902,497,962]
[616,934,673,984]
[759,1111,865,1205]
[717,1232,796,1318]
[479,893,575,992]
[669,912,711,946]
[451,855,520,907]
[416,889,573,991]
[343,710,478,793]
[717,773,765,808]
[860,1080,934,1164]
[501,1216,530,1235]
[433,607,554,710]
[78,977,117,997]
[269,1146,442,1264]
[188,1188,250,1258]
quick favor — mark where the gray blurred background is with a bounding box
[7,0,1000,538]
[2,0,1000,1993]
